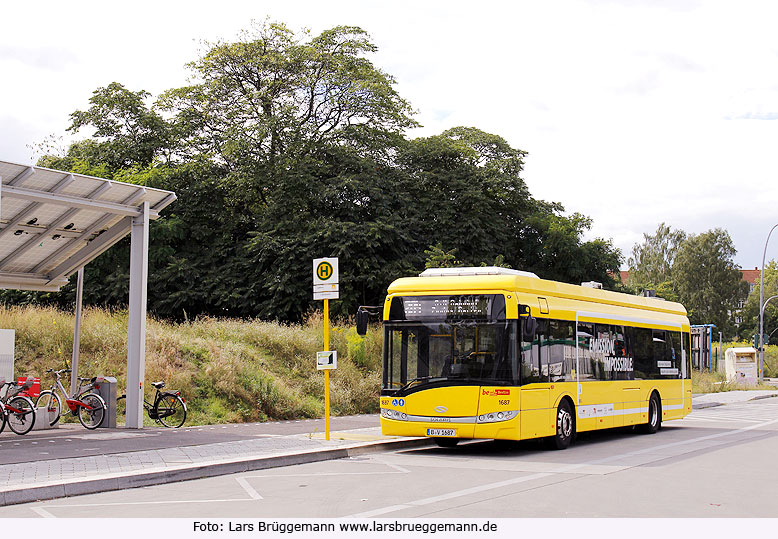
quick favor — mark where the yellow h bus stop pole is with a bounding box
[314,257,337,442]
[324,298,330,441]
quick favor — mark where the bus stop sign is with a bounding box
[313,258,339,300]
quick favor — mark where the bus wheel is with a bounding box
[550,400,575,450]
[434,437,460,448]
[640,393,662,434]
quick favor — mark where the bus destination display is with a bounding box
[391,295,504,320]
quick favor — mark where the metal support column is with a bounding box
[126,201,149,429]
[70,267,84,397]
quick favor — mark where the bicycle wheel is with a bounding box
[7,396,35,435]
[77,393,106,430]
[156,393,186,428]
[0,405,7,434]
[36,390,62,426]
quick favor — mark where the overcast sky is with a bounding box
[2,0,777,271]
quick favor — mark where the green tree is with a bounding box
[424,244,462,268]
[160,21,416,197]
[672,228,748,337]
[66,82,176,171]
[23,22,624,322]
[628,222,686,291]
[396,128,621,286]
[738,260,778,340]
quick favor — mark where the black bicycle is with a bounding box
[118,381,186,428]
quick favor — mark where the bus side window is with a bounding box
[521,319,548,384]
[633,327,653,378]
[667,330,682,378]
[549,319,575,382]
[652,329,668,376]
[612,324,632,381]
[593,324,612,381]
[389,328,421,386]
[576,322,596,381]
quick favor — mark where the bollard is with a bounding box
[94,376,117,428]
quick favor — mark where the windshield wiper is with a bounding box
[398,376,446,391]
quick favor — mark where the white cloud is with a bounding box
[2,0,778,269]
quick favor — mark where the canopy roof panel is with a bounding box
[0,160,176,291]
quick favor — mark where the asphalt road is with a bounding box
[4,398,778,518]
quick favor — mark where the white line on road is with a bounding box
[382,461,411,474]
[27,497,255,515]
[247,470,407,479]
[31,506,56,518]
[236,477,263,500]
[348,414,778,518]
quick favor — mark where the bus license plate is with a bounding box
[427,428,456,437]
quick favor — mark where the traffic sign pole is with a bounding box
[324,298,330,441]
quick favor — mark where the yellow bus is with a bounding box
[371,267,692,449]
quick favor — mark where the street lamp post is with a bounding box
[759,294,778,370]
[759,224,778,381]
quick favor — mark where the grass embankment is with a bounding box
[1,306,383,426]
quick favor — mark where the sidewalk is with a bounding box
[691,389,778,409]
[1,390,776,507]
[0,422,429,506]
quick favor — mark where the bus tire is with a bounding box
[640,392,662,434]
[434,437,459,448]
[550,400,575,450]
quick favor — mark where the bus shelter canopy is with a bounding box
[0,160,176,291]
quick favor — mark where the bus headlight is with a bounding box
[477,410,518,423]
[381,408,408,421]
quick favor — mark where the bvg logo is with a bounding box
[482,389,511,396]
[434,406,447,413]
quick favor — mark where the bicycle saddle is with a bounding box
[152,381,165,389]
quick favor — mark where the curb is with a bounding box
[692,402,723,410]
[691,392,778,410]
[749,393,778,401]
[0,436,433,507]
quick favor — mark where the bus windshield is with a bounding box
[382,295,518,393]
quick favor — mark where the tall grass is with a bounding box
[1,305,383,426]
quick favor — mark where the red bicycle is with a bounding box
[37,369,106,430]
[0,377,36,435]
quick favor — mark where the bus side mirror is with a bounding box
[356,309,369,336]
[522,316,537,340]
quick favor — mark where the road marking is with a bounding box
[247,470,408,479]
[236,477,263,500]
[370,454,626,475]
[382,461,411,474]
[27,498,253,515]
[348,415,778,518]
[31,506,56,518]
[349,472,554,517]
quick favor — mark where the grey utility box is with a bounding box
[95,376,117,428]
